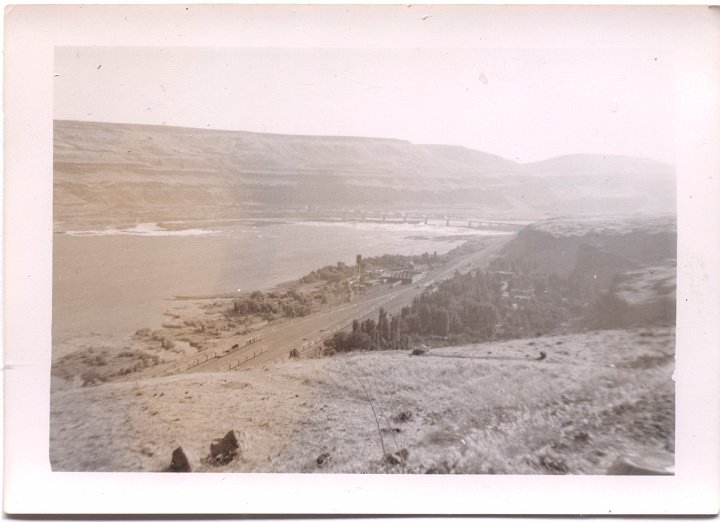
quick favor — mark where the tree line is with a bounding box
[323,255,607,355]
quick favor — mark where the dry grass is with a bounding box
[50,327,674,474]
[50,359,332,472]
[275,328,673,474]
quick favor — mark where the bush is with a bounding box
[323,331,373,355]
[233,294,276,316]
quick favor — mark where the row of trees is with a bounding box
[323,310,409,355]
[323,256,593,355]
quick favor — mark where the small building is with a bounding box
[381,270,420,285]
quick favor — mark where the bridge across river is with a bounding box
[259,209,529,231]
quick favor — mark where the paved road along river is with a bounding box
[182,235,510,374]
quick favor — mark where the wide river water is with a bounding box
[53,220,511,343]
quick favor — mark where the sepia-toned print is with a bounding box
[50,46,676,474]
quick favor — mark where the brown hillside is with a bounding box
[54,120,676,228]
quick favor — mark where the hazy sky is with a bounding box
[54,46,674,163]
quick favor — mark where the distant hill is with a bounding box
[53,120,676,229]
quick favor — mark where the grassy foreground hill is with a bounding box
[50,327,674,474]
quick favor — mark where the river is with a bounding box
[52,220,511,343]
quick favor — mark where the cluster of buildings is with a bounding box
[345,253,425,292]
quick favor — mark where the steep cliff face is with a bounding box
[502,215,677,328]
[54,120,676,228]
[503,215,676,277]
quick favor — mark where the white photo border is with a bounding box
[4,4,720,515]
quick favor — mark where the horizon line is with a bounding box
[53,118,674,167]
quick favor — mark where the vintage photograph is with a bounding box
[49,44,677,474]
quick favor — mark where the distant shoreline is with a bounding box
[54,214,529,235]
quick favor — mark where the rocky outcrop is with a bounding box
[164,446,191,472]
[208,430,240,466]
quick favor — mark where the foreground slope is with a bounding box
[50,327,674,474]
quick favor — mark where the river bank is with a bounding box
[51,226,512,386]
[53,220,510,344]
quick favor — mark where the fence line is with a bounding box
[226,346,266,371]
[160,334,264,376]
[164,294,398,375]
